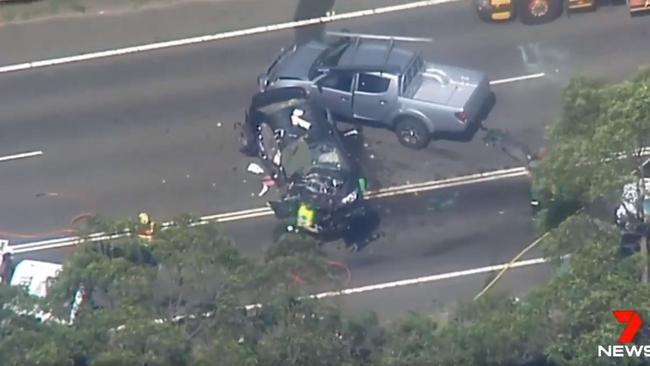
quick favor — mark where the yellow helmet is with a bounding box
[138,212,150,225]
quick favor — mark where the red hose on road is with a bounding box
[0,192,95,241]
[290,260,352,288]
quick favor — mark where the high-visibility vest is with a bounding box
[138,222,155,242]
[297,203,315,230]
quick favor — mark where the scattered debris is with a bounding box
[258,184,270,197]
[247,162,265,175]
[258,176,276,197]
[272,150,282,166]
[291,109,312,130]
[482,128,534,165]
[262,176,275,187]
[428,192,460,212]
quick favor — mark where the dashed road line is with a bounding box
[0,150,43,163]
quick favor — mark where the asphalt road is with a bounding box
[1,1,648,316]
[15,177,545,316]
[0,3,648,239]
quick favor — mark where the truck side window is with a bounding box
[357,73,390,94]
[320,73,354,92]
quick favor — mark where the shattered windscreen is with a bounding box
[280,137,312,178]
[280,138,347,180]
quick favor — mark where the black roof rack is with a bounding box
[325,31,432,73]
[316,64,402,74]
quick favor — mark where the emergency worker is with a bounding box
[137,212,156,243]
[297,203,318,233]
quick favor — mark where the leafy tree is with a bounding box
[532,67,650,280]
[22,214,357,365]
[532,214,650,366]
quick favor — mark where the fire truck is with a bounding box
[474,0,650,24]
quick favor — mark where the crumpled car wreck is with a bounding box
[243,86,373,244]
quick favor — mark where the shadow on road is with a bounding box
[293,0,336,45]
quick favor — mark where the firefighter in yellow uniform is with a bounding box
[296,203,319,234]
[137,212,156,243]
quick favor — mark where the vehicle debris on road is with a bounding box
[242,86,379,249]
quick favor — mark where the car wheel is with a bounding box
[395,118,430,150]
[518,0,561,24]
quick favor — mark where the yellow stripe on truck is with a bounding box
[491,11,512,19]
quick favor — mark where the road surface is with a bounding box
[15,177,548,316]
[0,3,647,238]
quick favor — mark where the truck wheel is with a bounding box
[518,0,561,24]
[395,118,430,150]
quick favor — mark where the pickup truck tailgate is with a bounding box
[414,63,491,123]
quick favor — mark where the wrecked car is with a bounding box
[258,31,495,150]
[244,86,371,241]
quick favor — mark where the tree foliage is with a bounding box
[532,67,650,232]
[3,71,650,365]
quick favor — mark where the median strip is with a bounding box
[10,166,530,254]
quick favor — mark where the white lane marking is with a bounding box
[490,72,546,85]
[243,256,549,309]
[10,166,531,253]
[0,150,43,163]
[0,0,465,74]
[159,256,550,318]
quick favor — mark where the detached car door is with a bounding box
[352,72,397,124]
[312,71,355,119]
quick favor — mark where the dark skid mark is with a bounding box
[293,0,336,44]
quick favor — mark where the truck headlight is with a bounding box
[341,190,359,205]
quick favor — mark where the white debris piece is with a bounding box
[291,109,311,130]
[247,162,265,175]
[258,184,270,197]
[273,150,282,166]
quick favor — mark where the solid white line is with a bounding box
[312,257,548,298]
[242,256,549,310]
[9,166,530,253]
[490,73,546,85]
[0,0,465,74]
[0,150,43,163]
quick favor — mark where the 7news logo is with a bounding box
[598,310,648,358]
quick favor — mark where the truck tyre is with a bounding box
[395,117,430,150]
[518,0,561,24]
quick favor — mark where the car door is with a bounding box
[352,72,396,123]
[312,71,355,119]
